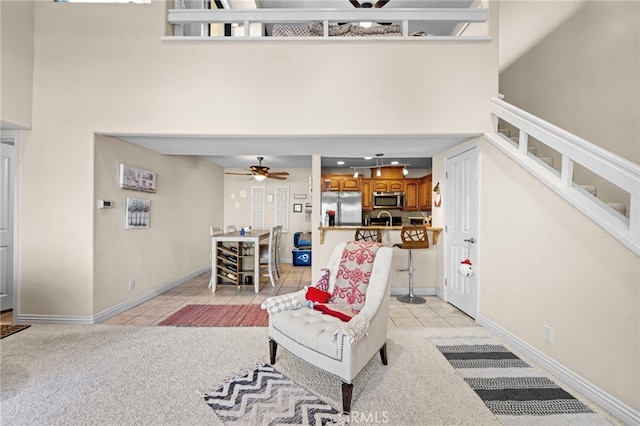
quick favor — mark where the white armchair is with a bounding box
[264,242,393,412]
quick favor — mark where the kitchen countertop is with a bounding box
[317,225,442,245]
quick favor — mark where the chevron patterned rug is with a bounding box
[203,363,342,425]
[433,337,610,425]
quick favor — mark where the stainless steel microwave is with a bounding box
[372,192,405,209]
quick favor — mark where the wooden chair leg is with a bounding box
[269,339,278,364]
[379,343,388,365]
[341,382,353,413]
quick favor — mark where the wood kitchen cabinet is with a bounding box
[370,179,406,193]
[418,174,433,211]
[341,176,361,191]
[361,179,373,211]
[371,180,390,192]
[388,180,404,191]
[404,180,419,211]
[321,174,361,191]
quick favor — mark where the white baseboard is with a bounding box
[17,266,212,325]
[477,314,640,425]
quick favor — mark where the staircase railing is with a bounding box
[166,7,489,40]
[485,97,640,255]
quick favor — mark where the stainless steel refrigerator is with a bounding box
[321,192,363,226]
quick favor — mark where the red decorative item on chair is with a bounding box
[305,287,331,304]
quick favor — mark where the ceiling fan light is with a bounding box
[253,174,267,181]
[360,21,372,28]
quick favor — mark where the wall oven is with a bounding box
[372,192,405,209]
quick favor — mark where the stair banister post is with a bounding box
[518,129,529,157]
[629,194,639,237]
[561,155,574,188]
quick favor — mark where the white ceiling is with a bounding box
[113,133,479,169]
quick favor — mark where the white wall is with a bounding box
[0,0,34,129]
[16,0,497,318]
[478,139,639,411]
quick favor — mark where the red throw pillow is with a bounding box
[305,287,331,304]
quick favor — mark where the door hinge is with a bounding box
[445,278,448,287]
[445,171,448,179]
[445,225,448,232]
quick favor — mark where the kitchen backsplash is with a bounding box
[362,209,431,225]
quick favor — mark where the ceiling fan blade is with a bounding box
[349,0,362,8]
[225,172,252,176]
[373,0,389,7]
[268,171,289,176]
[267,175,287,180]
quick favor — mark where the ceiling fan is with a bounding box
[348,0,391,26]
[349,0,390,8]
[225,156,289,181]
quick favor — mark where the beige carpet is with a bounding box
[0,324,617,425]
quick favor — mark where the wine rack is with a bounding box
[215,242,255,286]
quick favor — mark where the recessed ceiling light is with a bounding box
[364,157,372,160]
[391,161,399,165]
[337,161,345,165]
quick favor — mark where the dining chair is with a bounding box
[259,226,280,287]
[272,225,283,279]
[209,226,223,236]
[226,225,237,233]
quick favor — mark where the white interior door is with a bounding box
[445,146,478,318]
[0,139,16,311]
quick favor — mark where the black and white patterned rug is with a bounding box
[433,338,610,425]
[202,363,342,425]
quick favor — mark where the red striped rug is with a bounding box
[158,304,269,327]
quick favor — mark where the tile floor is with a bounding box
[102,263,477,328]
[1,263,477,328]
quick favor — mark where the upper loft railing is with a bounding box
[485,97,640,255]
[166,7,490,41]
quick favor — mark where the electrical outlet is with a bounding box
[544,325,554,343]
[128,280,135,291]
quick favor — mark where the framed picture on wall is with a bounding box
[293,203,303,213]
[125,197,150,229]
[119,164,156,193]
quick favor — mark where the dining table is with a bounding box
[210,229,271,293]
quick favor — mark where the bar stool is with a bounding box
[354,228,383,244]
[394,226,429,304]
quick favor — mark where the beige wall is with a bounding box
[16,0,497,318]
[478,140,639,410]
[0,0,34,129]
[499,1,639,210]
[93,136,223,315]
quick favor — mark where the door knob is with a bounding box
[464,237,475,244]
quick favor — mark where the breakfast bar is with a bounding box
[317,225,442,245]
[313,225,443,298]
